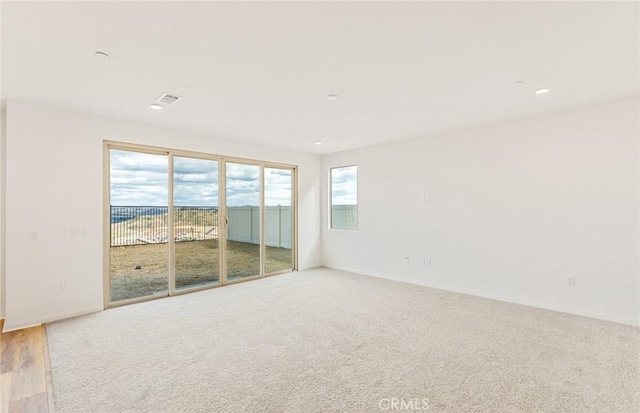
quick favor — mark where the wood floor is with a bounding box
[0,320,54,413]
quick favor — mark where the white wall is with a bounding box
[4,97,638,329]
[3,100,322,331]
[322,96,640,325]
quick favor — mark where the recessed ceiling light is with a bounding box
[314,141,323,145]
[534,88,550,95]
[94,51,109,58]
[149,104,163,110]
[326,94,339,101]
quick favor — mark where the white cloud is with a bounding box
[110,151,293,207]
[174,157,218,206]
[331,165,357,205]
[110,150,168,206]
[265,168,292,206]
[225,163,260,207]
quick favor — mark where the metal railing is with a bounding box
[110,206,218,246]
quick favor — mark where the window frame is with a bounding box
[329,165,358,231]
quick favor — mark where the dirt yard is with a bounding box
[109,240,292,302]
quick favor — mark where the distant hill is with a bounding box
[110,206,218,224]
[111,207,219,246]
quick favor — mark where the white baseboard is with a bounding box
[298,263,323,271]
[324,264,639,327]
[2,305,103,332]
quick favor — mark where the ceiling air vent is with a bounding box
[156,93,181,105]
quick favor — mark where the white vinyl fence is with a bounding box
[331,205,358,230]
[227,206,292,248]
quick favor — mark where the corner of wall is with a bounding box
[319,96,640,326]
[0,106,7,320]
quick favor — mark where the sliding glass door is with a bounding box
[265,167,294,273]
[109,150,169,302]
[225,162,261,281]
[106,143,297,306]
[174,156,220,290]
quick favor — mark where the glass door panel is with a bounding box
[265,167,293,273]
[174,156,220,290]
[109,149,169,302]
[225,162,261,281]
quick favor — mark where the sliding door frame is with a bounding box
[103,141,298,309]
[103,142,172,308]
[223,162,298,285]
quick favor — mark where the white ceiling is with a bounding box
[2,1,638,154]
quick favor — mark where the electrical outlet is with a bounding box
[71,228,88,238]
[29,230,39,241]
[60,280,69,290]
[567,276,576,286]
[423,257,432,266]
[405,256,411,264]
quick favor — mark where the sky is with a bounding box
[331,165,358,205]
[110,150,292,207]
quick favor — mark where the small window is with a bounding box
[330,165,358,230]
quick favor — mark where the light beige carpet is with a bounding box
[47,268,639,413]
